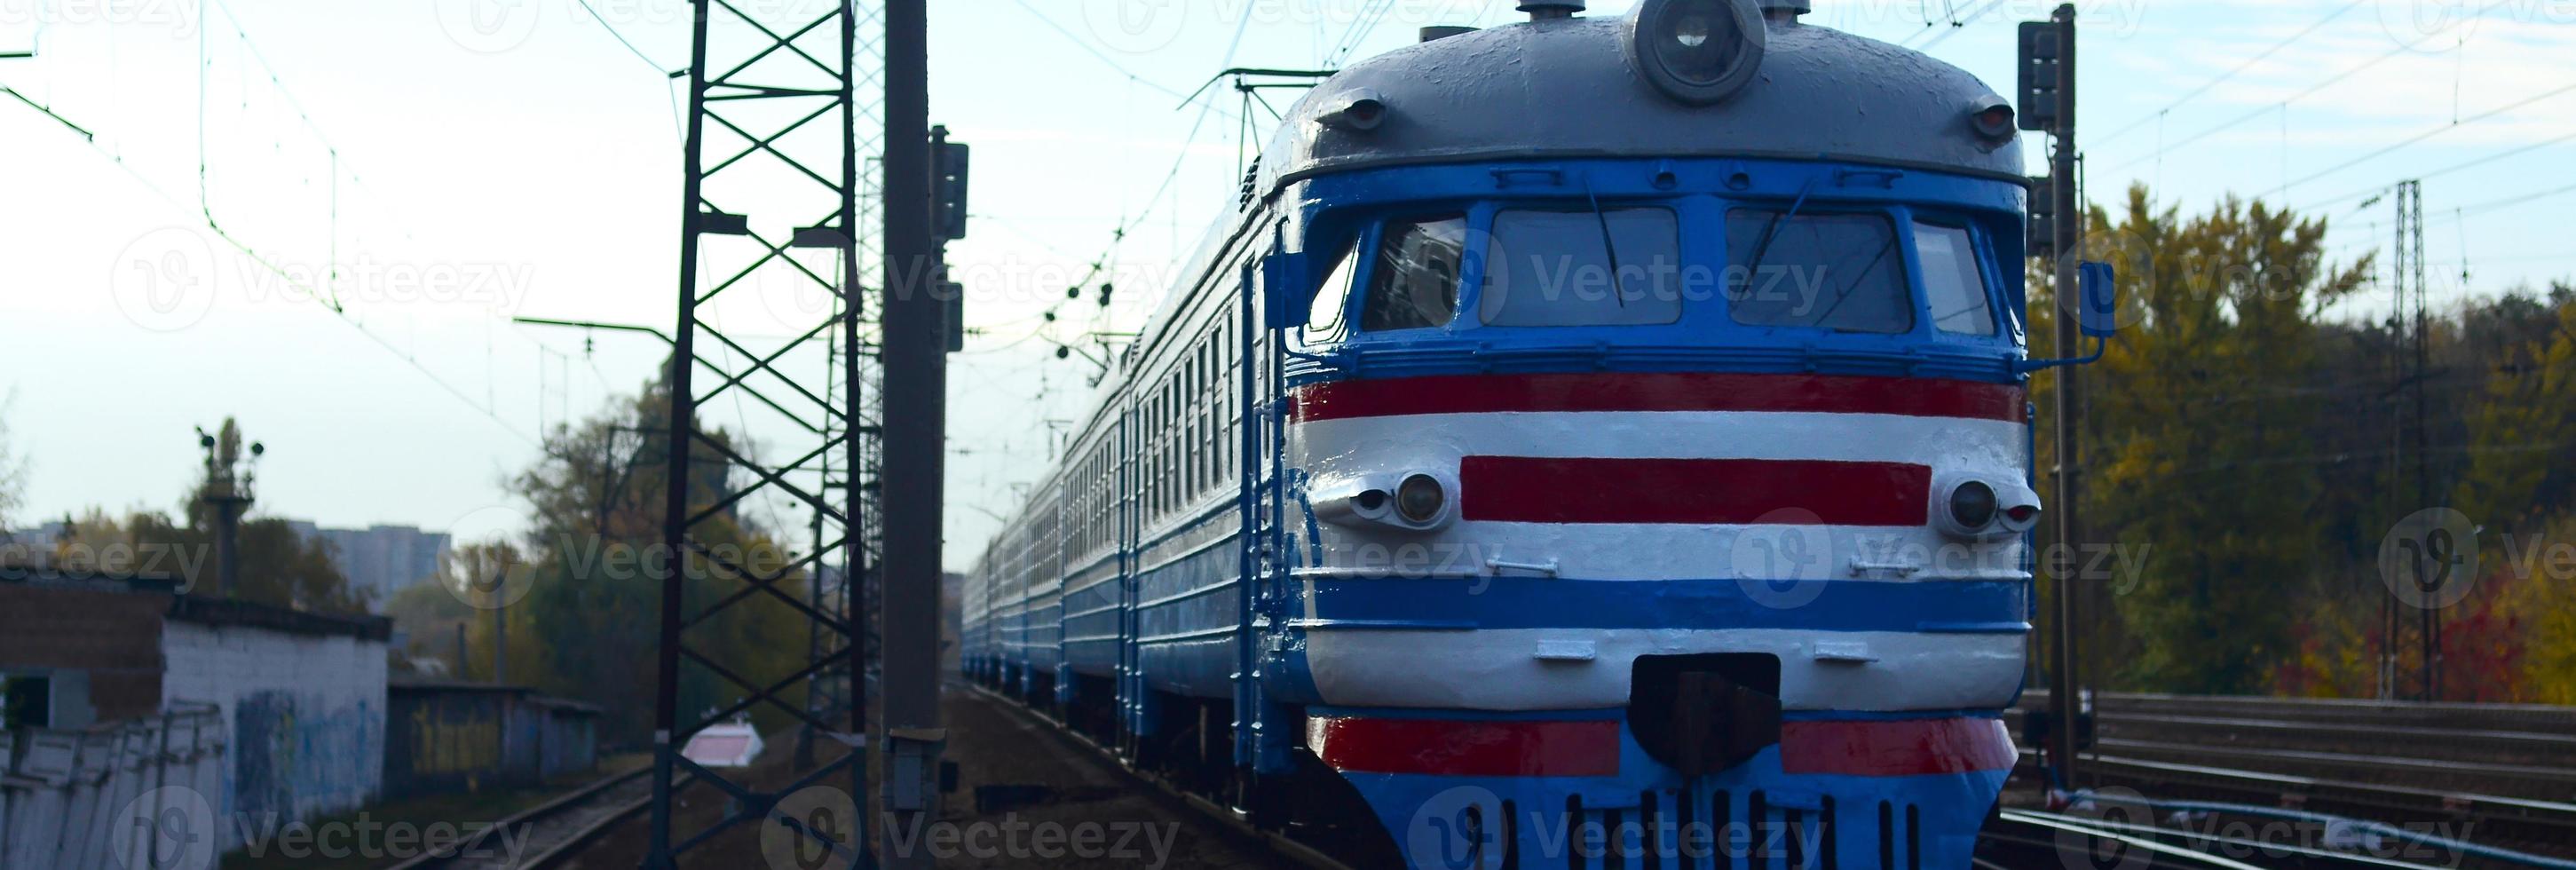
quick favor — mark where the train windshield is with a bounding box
[1479,208,1683,327]
[1914,221,1996,335]
[1360,214,1467,331]
[1724,210,1914,334]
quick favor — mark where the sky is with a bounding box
[1,0,2572,571]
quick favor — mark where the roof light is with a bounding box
[1624,0,1766,106]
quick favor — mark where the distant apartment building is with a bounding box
[285,522,451,607]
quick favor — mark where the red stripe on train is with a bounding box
[1459,456,1931,526]
[1292,373,2024,423]
[1781,717,2018,777]
[1308,716,1622,777]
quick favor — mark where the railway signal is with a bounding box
[2020,2,2090,791]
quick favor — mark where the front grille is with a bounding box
[1552,786,1918,870]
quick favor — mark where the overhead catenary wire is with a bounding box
[3,4,544,447]
[1001,0,1236,120]
[575,0,678,75]
[2100,42,2411,173]
[2275,77,2576,194]
[1900,0,2004,51]
[2090,0,2369,147]
[2302,127,2576,212]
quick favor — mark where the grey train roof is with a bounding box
[1255,14,2026,194]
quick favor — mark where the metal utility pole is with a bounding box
[878,0,946,862]
[644,0,881,866]
[2020,3,2082,789]
[493,571,509,685]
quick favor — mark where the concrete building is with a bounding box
[284,522,452,608]
[0,570,391,858]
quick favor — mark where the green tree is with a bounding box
[2454,291,2576,529]
[452,373,818,744]
[2037,186,2371,693]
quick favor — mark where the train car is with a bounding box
[961,1,2098,866]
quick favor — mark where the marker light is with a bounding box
[1968,96,2018,144]
[1395,473,1446,526]
[1624,0,1766,106]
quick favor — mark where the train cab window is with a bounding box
[1303,243,1358,340]
[1360,215,1466,331]
[1724,210,1914,334]
[1914,221,1996,336]
[1481,208,1683,327]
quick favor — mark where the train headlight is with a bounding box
[1948,480,1998,531]
[1395,473,1447,526]
[1624,0,1766,106]
[1312,471,1455,532]
[1933,474,2041,541]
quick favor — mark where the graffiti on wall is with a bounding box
[230,690,381,826]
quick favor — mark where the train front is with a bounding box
[1263,2,2038,866]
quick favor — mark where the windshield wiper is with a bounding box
[1582,175,1628,308]
[1737,177,1819,301]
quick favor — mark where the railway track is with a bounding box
[965,684,1351,870]
[383,767,658,870]
[1981,807,2468,870]
[2006,690,2576,865]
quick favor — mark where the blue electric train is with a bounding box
[962,1,2103,866]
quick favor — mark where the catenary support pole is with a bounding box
[876,0,944,863]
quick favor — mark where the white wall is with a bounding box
[161,621,387,854]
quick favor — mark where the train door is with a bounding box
[1234,226,1301,819]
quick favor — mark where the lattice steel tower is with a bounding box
[645,0,881,866]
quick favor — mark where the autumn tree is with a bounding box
[402,371,819,744]
[2033,186,2373,693]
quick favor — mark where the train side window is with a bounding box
[1361,214,1466,331]
[1481,208,1683,326]
[1724,210,1914,334]
[1914,221,1996,336]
